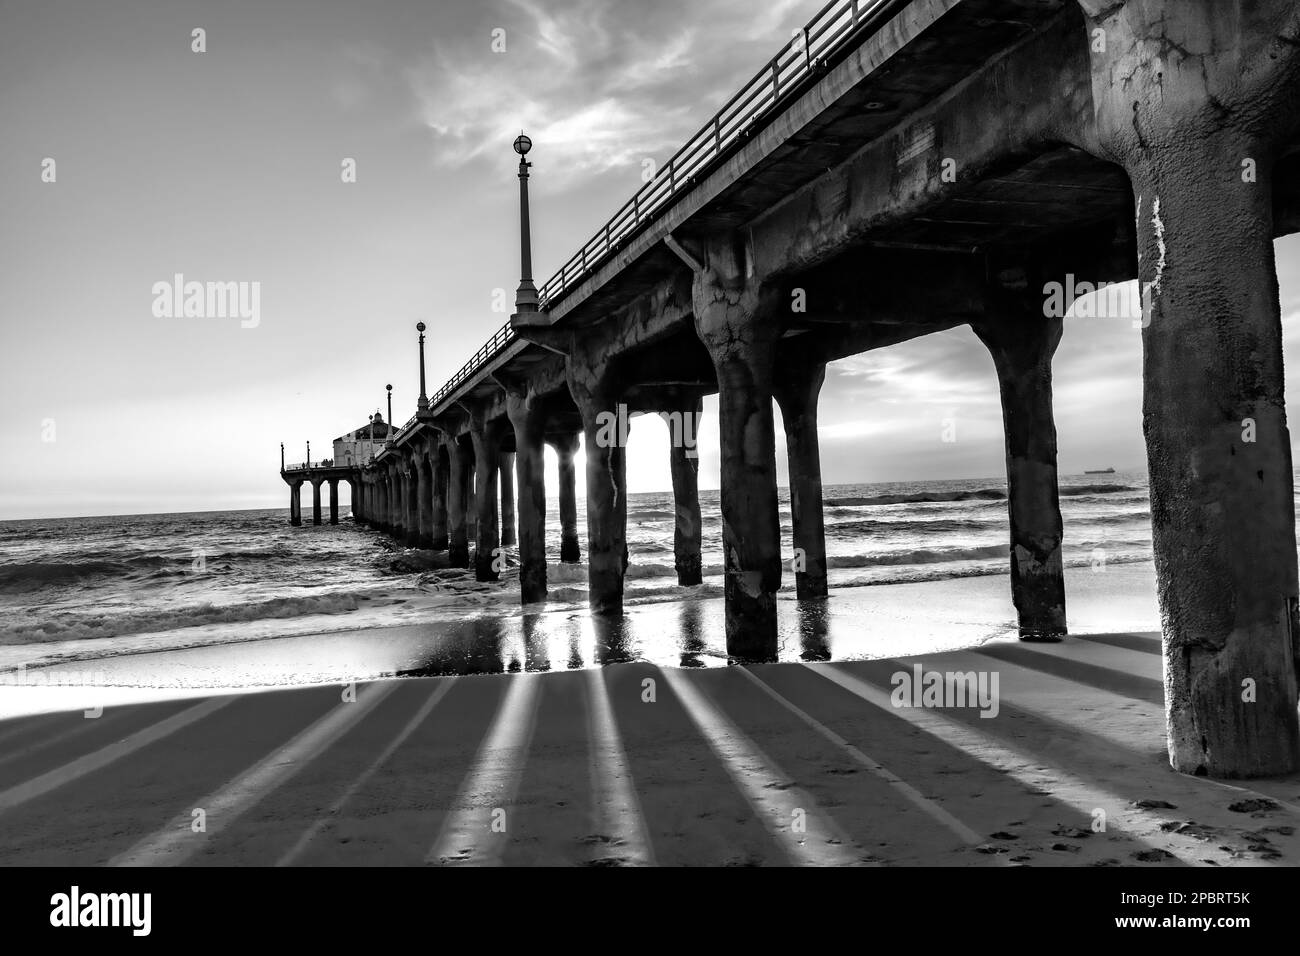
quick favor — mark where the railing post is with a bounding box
[851,0,859,24]
[772,58,780,101]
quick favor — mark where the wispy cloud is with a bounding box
[405,0,826,187]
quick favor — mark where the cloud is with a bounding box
[404,0,827,187]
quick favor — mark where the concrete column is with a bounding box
[404,464,421,547]
[662,395,703,586]
[774,364,829,600]
[352,479,364,525]
[506,389,548,603]
[416,455,433,548]
[388,468,403,539]
[289,482,302,526]
[445,439,471,568]
[374,474,386,533]
[469,412,502,581]
[569,372,627,617]
[311,480,322,526]
[973,306,1066,642]
[1077,0,1300,777]
[499,451,517,548]
[465,458,477,541]
[693,245,782,660]
[551,431,581,563]
[431,450,449,551]
[328,479,339,525]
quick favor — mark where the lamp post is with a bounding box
[306,440,311,467]
[416,322,429,412]
[513,132,538,314]
[280,442,285,473]
[386,384,393,443]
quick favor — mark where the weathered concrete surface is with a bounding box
[568,361,628,617]
[444,438,471,569]
[973,272,1067,642]
[468,409,503,582]
[550,431,581,563]
[431,450,449,551]
[499,451,517,548]
[662,394,703,587]
[693,239,784,660]
[506,387,548,604]
[1074,0,1300,777]
[415,454,432,548]
[774,363,829,601]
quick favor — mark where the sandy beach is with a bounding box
[2,584,1298,866]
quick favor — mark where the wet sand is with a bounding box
[2,625,1299,866]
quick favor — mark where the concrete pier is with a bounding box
[550,431,581,563]
[506,386,548,603]
[311,479,322,527]
[569,365,627,617]
[469,409,502,582]
[661,393,703,587]
[774,363,828,601]
[284,0,1300,779]
[445,437,471,568]
[973,282,1066,643]
[693,242,783,660]
[431,451,449,551]
[499,451,517,548]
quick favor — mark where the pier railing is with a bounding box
[383,0,900,453]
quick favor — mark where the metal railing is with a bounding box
[283,460,336,471]
[386,0,899,450]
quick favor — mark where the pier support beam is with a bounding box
[693,238,782,660]
[500,451,517,548]
[469,410,503,581]
[506,387,548,603]
[328,479,339,525]
[387,467,403,540]
[416,451,433,548]
[1077,0,1300,776]
[550,431,581,563]
[375,473,388,534]
[311,479,322,526]
[973,298,1066,642]
[774,363,829,600]
[445,438,472,568]
[569,367,627,617]
[289,481,302,526]
[406,463,422,546]
[661,393,703,586]
[432,449,449,551]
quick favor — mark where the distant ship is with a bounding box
[1085,467,1116,474]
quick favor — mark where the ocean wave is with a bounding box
[0,592,365,644]
[825,489,1007,507]
[1059,484,1139,496]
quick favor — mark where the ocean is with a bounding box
[0,472,1157,677]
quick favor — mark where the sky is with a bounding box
[1,0,1299,520]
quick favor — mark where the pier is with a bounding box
[283,0,1300,779]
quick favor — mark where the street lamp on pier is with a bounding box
[280,442,285,473]
[306,441,311,467]
[513,132,538,314]
[386,384,393,443]
[416,322,429,413]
